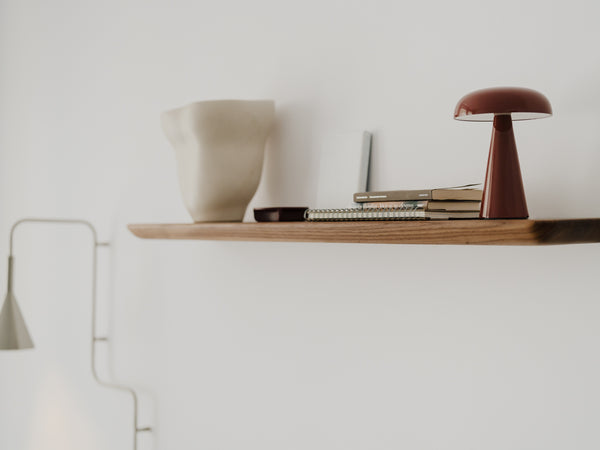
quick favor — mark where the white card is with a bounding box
[315,131,372,209]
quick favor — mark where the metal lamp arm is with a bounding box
[9,218,99,255]
[8,218,151,450]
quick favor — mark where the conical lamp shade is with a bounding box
[0,291,34,350]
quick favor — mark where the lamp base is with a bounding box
[480,115,529,219]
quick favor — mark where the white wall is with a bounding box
[1,1,600,449]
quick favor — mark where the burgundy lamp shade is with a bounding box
[454,87,552,219]
[455,87,552,121]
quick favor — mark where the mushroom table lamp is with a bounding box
[454,87,552,219]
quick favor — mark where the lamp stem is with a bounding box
[8,218,152,450]
[480,115,529,219]
[7,256,13,293]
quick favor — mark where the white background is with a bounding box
[1,1,600,449]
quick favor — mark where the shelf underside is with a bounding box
[128,219,600,246]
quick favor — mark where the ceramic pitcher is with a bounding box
[161,99,275,222]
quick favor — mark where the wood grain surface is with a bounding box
[128,219,600,245]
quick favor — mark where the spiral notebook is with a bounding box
[304,204,479,221]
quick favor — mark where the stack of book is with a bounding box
[305,186,482,221]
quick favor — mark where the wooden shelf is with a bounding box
[128,219,600,246]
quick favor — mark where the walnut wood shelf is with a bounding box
[128,219,600,246]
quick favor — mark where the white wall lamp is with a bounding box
[0,218,152,450]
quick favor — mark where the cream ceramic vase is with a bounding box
[161,100,275,222]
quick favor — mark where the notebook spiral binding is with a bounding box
[304,202,425,221]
